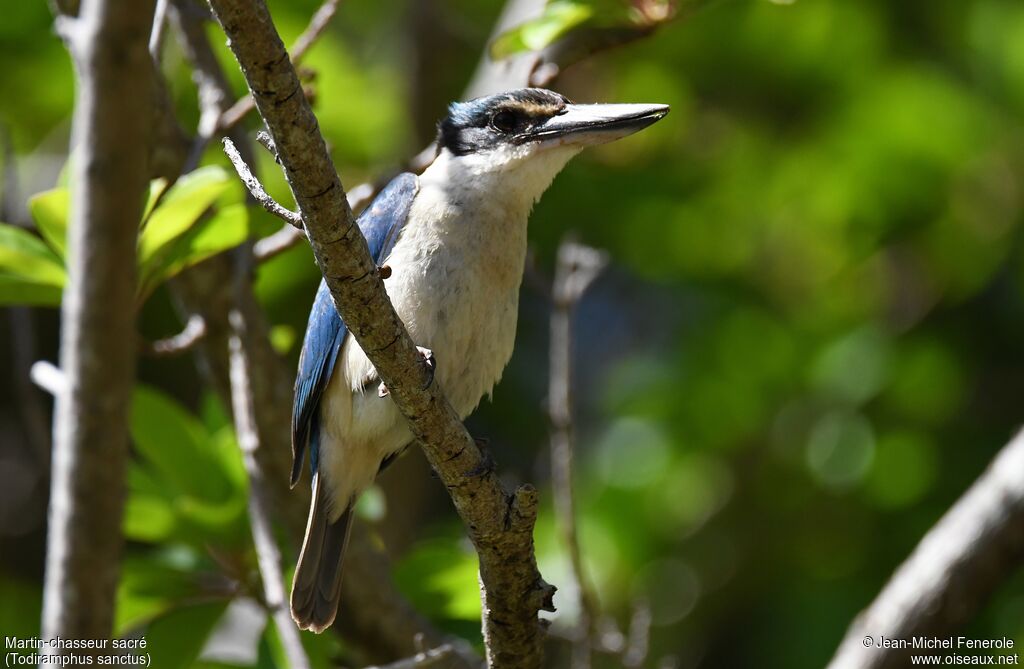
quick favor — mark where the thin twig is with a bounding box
[363,645,455,669]
[149,0,170,58]
[252,226,305,263]
[228,309,312,669]
[30,361,68,397]
[289,0,341,63]
[621,600,652,669]
[222,137,303,229]
[827,429,1024,669]
[255,130,277,159]
[142,313,208,357]
[548,237,609,669]
[253,180,375,262]
[213,0,341,134]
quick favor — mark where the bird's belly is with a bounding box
[393,263,520,418]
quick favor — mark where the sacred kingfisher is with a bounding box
[289,88,668,632]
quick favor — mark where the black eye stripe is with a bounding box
[437,88,570,155]
[490,110,519,132]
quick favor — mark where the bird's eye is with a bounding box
[490,110,518,133]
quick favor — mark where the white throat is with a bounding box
[421,143,583,216]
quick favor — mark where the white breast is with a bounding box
[317,144,580,518]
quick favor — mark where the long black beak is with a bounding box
[523,103,670,147]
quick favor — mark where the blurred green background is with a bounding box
[2,0,1024,666]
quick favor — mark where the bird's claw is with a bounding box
[377,346,434,396]
[418,346,435,389]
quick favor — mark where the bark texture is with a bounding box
[205,0,553,665]
[828,429,1024,669]
[167,4,463,659]
[42,0,156,650]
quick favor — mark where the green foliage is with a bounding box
[6,0,1024,666]
[0,222,65,306]
[394,537,482,640]
[136,167,244,298]
[491,1,597,59]
[126,385,248,547]
[1,166,248,307]
[141,601,231,669]
[116,387,249,653]
[491,0,675,60]
[28,186,70,258]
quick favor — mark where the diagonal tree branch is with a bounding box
[205,0,554,666]
[827,429,1024,669]
[42,0,156,653]
[166,3,464,663]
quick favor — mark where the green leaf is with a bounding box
[0,224,65,283]
[124,493,178,543]
[28,188,70,259]
[131,386,221,496]
[140,600,230,669]
[116,551,205,633]
[143,177,170,223]
[138,203,249,300]
[129,385,245,505]
[0,224,67,305]
[137,166,234,272]
[395,538,482,623]
[128,385,248,544]
[491,1,595,59]
[0,274,63,306]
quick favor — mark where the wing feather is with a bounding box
[290,173,418,486]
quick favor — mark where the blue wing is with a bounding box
[290,172,418,486]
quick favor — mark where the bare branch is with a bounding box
[42,0,155,652]
[548,238,608,669]
[228,309,311,669]
[142,313,208,357]
[364,645,455,669]
[254,180,375,262]
[222,137,304,229]
[253,225,304,262]
[827,429,1024,669]
[289,0,341,63]
[168,6,462,661]
[206,0,553,665]
[213,0,341,134]
[30,360,68,397]
[149,0,171,58]
[255,129,278,159]
[621,600,652,669]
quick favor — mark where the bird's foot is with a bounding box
[377,346,435,397]
[464,437,495,478]
[418,346,435,389]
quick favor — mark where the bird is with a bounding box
[289,87,668,632]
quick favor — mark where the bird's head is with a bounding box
[432,88,668,203]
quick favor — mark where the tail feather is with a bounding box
[290,473,353,633]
